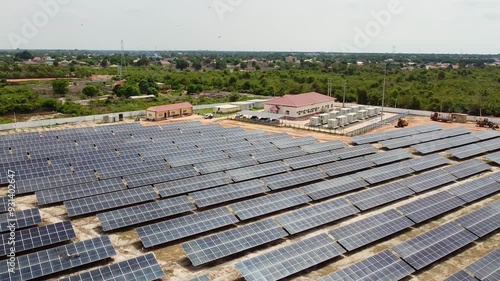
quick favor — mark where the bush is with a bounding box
[82,85,99,97]
[51,79,69,96]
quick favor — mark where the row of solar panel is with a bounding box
[351,124,444,144]
[445,248,499,281]
[238,199,500,281]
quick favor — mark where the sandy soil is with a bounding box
[0,115,498,281]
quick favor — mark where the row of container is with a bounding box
[309,106,381,128]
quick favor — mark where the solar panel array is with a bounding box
[319,250,415,281]
[60,253,165,281]
[392,222,478,270]
[412,134,480,154]
[0,236,116,281]
[230,189,311,220]
[181,219,288,266]
[351,124,443,145]
[396,191,466,223]
[448,176,500,203]
[2,121,499,280]
[465,249,500,281]
[454,200,500,238]
[136,207,238,248]
[98,196,196,231]
[486,151,500,165]
[236,234,345,281]
[330,209,414,251]
[346,182,414,211]
[0,208,42,232]
[276,198,359,235]
[0,221,76,256]
[444,270,478,281]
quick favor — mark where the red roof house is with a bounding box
[265,92,335,108]
[264,92,336,119]
[146,102,193,120]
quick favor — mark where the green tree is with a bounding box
[240,62,248,69]
[100,59,108,68]
[52,79,69,96]
[53,60,59,67]
[15,51,34,60]
[215,59,227,70]
[138,79,158,95]
[251,61,257,67]
[82,85,99,97]
[229,93,240,102]
[357,88,368,104]
[176,59,190,70]
[192,60,202,71]
[437,71,446,80]
[116,85,140,98]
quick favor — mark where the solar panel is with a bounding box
[181,219,288,266]
[64,187,159,217]
[236,234,345,281]
[60,253,165,281]
[252,147,308,163]
[404,153,451,172]
[319,250,415,281]
[125,166,199,188]
[465,249,500,281]
[443,159,492,179]
[392,222,478,270]
[471,130,500,141]
[261,167,326,190]
[0,197,9,213]
[97,196,196,231]
[319,157,375,177]
[364,149,413,165]
[399,169,458,193]
[444,271,477,281]
[275,198,359,234]
[156,172,233,197]
[448,143,489,159]
[16,172,96,194]
[0,221,75,257]
[36,178,125,206]
[190,275,210,281]
[329,209,414,251]
[300,141,347,153]
[167,150,229,167]
[137,207,237,248]
[397,191,465,223]
[486,151,500,165]
[454,200,500,238]
[301,175,369,200]
[194,156,258,174]
[346,182,415,211]
[0,236,116,281]
[333,144,378,159]
[379,136,421,150]
[448,176,500,203]
[230,189,311,220]
[478,138,500,152]
[226,161,289,182]
[356,162,413,184]
[284,151,339,170]
[0,208,41,233]
[190,180,269,208]
[272,136,317,149]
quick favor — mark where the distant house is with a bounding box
[264,92,336,120]
[146,102,193,120]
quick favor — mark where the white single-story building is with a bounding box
[214,104,240,114]
[247,99,269,108]
[264,92,336,120]
[231,101,255,111]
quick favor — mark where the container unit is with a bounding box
[374,107,381,115]
[345,114,354,124]
[319,113,330,124]
[367,108,376,117]
[347,113,358,123]
[358,110,368,120]
[358,105,366,111]
[350,106,360,113]
[340,108,351,116]
[337,115,348,126]
[309,117,321,126]
[329,111,339,120]
[328,119,339,129]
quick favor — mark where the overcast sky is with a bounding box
[1,0,499,54]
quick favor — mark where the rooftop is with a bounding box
[147,102,192,112]
[265,92,335,108]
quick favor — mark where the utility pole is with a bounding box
[342,80,347,108]
[381,64,387,122]
[119,40,125,79]
[327,78,332,97]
